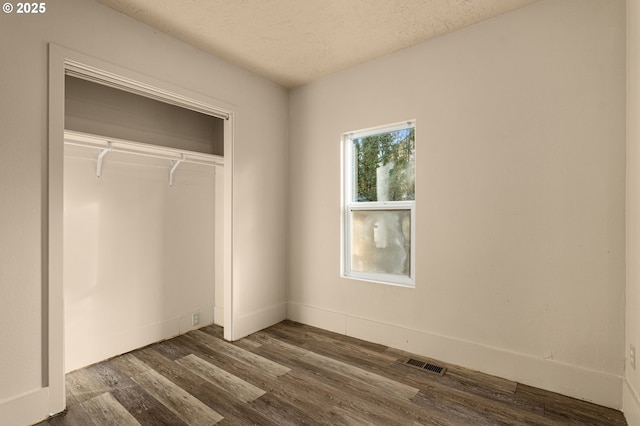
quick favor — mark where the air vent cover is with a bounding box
[404,358,447,376]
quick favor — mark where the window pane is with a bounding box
[350,210,411,276]
[352,127,415,202]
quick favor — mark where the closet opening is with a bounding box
[63,74,225,373]
[48,44,236,413]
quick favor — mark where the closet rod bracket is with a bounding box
[169,154,185,187]
[96,142,112,178]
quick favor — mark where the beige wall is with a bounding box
[63,145,218,373]
[625,0,640,422]
[0,0,287,423]
[288,0,626,408]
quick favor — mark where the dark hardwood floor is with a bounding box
[37,320,626,425]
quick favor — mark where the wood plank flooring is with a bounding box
[36,320,627,425]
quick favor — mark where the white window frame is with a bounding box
[342,121,416,287]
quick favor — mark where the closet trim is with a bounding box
[48,44,237,416]
[65,64,230,120]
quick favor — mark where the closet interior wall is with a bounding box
[63,76,223,373]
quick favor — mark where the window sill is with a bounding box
[342,272,415,288]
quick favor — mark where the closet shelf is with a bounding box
[64,130,223,185]
[64,130,224,169]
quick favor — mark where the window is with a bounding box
[342,121,416,286]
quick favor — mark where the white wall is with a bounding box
[63,145,217,373]
[0,0,287,423]
[625,0,640,423]
[288,0,626,409]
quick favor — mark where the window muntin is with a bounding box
[343,121,415,286]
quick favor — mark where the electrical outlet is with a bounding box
[631,344,636,370]
[192,312,200,326]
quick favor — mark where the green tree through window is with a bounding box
[353,128,415,202]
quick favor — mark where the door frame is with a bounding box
[47,43,236,413]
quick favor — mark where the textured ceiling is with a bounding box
[98,0,540,88]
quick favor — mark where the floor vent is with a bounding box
[404,358,447,376]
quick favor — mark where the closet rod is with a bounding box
[64,131,224,168]
[66,140,222,167]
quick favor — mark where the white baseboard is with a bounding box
[0,388,50,426]
[287,301,622,409]
[624,378,640,425]
[179,306,215,334]
[214,305,224,326]
[66,305,215,373]
[232,302,287,341]
[287,301,347,334]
